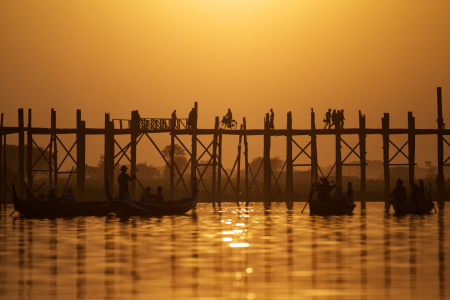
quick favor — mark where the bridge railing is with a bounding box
[139,118,189,130]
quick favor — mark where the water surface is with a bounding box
[0,203,448,300]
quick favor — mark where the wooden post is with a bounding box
[76,110,85,201]
[130,110,139,199]
[237,125,243,199]
[286,112,293,201]
[382,113,390,205]
[408,112,415,184]
[108,119,115,192]
[2,115,6,209]
[0,113,3,209]
[311,109,318,183]
[52,109,58,189]
[212,117,219,199]
[243,118,249,202]
[335,115,342,186]
[359,111,366,208]
[217,133,222,201]
[27,109,33,192]
[264,113,271,202]
[191,102,198,194]
[436,87,444,200]
[18,108,25,198]
[104,113,115,193]
[170,131,175,199]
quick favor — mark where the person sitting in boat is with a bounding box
[154,186,164,203]
[316,178,334,206]
[389,178,408,204]
[118,165,135,197]
[140,185,154,203]
[419,179,425,193]
[346,182,355,204]
[62,187,76,204]
[46,186,58,204]
[333,185,347,204]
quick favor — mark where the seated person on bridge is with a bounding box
[62,187,76,204]
[222,109,233,127]
[140,185,154,204]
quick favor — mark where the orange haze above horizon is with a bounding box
[1,0,450,171]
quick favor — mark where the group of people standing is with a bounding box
[323,109,345,129]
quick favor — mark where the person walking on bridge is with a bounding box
[324,109,332,129]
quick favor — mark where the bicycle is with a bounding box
[219,119,238,130]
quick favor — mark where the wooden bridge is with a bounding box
[0,87,448,207]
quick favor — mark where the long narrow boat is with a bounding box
[391,199,434,214]
[106,183,198,216]
[12,184,112,217]
[308,185,356,215]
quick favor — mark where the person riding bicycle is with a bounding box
[222,109,233,128]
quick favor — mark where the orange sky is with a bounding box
[1,1,450,172]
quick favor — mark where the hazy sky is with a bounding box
[1,1,449,173]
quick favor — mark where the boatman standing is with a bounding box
[118,165,135,197]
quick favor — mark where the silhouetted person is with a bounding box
[46,186,58,204]
[188,109,196,129]
[62,187,76,204]
[171,110,177,129]
[140,185,153,203]
[340,109,345,128]
[118,165,135,197]
[331,109,337,128]
[316,178,334,206]
[324,109,332,129]
[154,186,164,202]
[419,179,425,193]
[389,178,407,203]
[222,109,233,127]
[269,109,274,129]
[346,182,354,204]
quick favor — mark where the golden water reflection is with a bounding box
[0,203,448,300]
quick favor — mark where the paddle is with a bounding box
[425,187,437,213]
[301,182,316,214]
[9,182,45,216]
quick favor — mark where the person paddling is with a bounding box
[118,165,135,197]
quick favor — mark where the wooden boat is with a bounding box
[12,184,112,217]
[391,198,434,214]
[308,184,356,215]
[106,182,198,216]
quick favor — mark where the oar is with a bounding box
[9,182,45,216]
[425,187,437,213]
[301,182,316,214]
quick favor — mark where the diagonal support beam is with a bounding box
[341,142,360,164]
[57,140,77,171]
[271,160,286,193]
[389,140,409,163]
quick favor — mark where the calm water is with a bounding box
[0,202,448,300]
